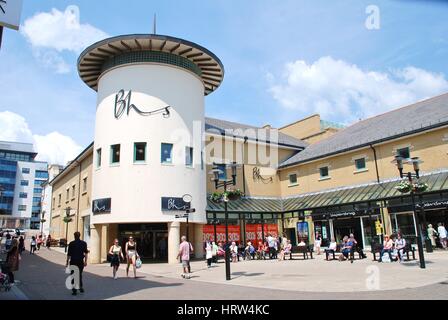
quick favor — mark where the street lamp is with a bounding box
[392,155,426,269]
[208,162,239,281]
[64,207,73,253]
[182,194,193,240]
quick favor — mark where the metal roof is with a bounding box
[280,93,448,168]
[205,117,308,149]
[78,34,224,96]
[206,170,448,213]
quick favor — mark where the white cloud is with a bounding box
[269,56,448,123]
[0,111,82,165]
[20,5,108,73]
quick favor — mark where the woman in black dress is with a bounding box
[108,239,124,280]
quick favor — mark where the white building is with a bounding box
[41,164,63,236]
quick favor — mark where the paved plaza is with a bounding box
[1,246,448,300]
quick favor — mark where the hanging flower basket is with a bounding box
[210,192,223,203]
[63,216,73,223]
[40,219,46,223]
[395,180,412,193]
[414,182,428,193]
[225,189,244,201]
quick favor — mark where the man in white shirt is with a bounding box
[438,223,447,249]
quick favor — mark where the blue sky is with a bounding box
[1,0,448,163]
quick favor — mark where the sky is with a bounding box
[0,0,448,164]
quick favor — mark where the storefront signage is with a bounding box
[415,200,448,210]
[245,224,278,245]
[203,225,241,243]
[0,0,23,30]
[114,89,170,119]
[92,198,111,214]
[161,197,191,211]
[329,211,356,218]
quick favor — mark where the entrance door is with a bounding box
[332,217,363,247]
[286,228,297,246]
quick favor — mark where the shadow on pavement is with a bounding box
[13,251,183,300]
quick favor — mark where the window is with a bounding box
[22,168,30,174]
[72,185,76,198]
[319,166,329,179]
[19,192,28,199]
[134,142,147,162]
[66,189,69,202]
[32,197,41,205]
[58,194,61,206]
[18,205,27,211]
[289,173,298,186]
[161,143,173,164]
[96,148,102,168]
[20,180,29,186]
[83,177,87,192]
[217,164,227,180]
[34,180,44,187]
[185,147,193,167]
[397,147,410,159]
[52,197,55,209]
[355,158,366,171]
[35,170,49,179]
[33,188,43,194]
[110,144,120,164]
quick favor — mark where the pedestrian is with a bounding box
[5,233,12,251]
[267,234,275,259]
[18,236,25,254]
[30,236,37,254]
[125,236,139,278]
[205,241,213,268]
[37,234,43,251]
[6,238,20,284]
[378,235,394,263]
[437,223,447,249]
[427,224,437,248]
[46,235,52,250]
[230,241,238,262]
[65,231,89,296]
[211,241,218,264]
[108,238,124,280]
[314,232,322,255]
[177,235,194,279]
[394,233,406,263]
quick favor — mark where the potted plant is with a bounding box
[63,216,73,223]
[396,180,411,193]
[414,182,428,193]
[210,192,223,203]
[225,189,244,201]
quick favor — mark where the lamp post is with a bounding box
[64,207,72,253]
[40,210,46,235]
[393,155,426,269]
[209,162,239,281]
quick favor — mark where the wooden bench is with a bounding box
[288,245,314,260]
[326,244,364,262]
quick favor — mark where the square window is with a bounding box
[185,147,193,167]
[72,185,76,198]
[22,168,30,174]
[111,144,120,164]
[355,158,366,170]
[19,192,28,199]
[134,142,147,162]
[289,173,298,185]
[397,147,410,159]
[83,177,87,192]
[161,143,173,164]
[18,205,27,211]
[20,180,29,186]
[96,148,102,168]
[319,167,329,178]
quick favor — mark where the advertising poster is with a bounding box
[297,221,309,243]
[245,224,278,245]
[202,225,241,243]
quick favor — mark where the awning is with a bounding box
[206,170,448,214]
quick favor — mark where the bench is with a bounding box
[372,243,416,261]
[326,244,365,261]
[288,245,314,260]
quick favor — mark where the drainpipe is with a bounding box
[369,144,385,244]
[75,160,82,233]
[242,137,248,195]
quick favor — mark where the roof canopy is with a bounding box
[78,34,224,96]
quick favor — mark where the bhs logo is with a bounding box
[114,89,171,119]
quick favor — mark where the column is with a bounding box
[193,223,204,259]
[89,224,101,264]
[382,207,392,236]
[100,224,108,263]
[168,221,180,264]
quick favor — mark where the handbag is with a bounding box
[135,256,142,269]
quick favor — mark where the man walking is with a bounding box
[438,223,447,249]
[177,236,193,279]
[66,232,89,296]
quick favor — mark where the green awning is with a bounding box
[206,171,448,213]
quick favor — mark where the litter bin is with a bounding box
[425,238,433,253]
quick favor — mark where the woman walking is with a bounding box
[46,235,52,250]
[314,232,322,255]
[205,241,213,268]
[125,236,139,278]
[18,236,25,254]
[427,224,437,248]
[109,239,124,279]
[30,236,37,254]
[6,238,20,284]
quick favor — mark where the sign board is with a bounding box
[375,220,383,236]
[92,198,111,214]
[202,225,241,243]
[161,197,191,211]
[0,0,23,30]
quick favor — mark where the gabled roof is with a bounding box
[280,93,448,168]
[205,117,308,149]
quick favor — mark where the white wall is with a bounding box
[91,64,206,225]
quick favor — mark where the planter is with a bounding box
[414,183,428,193]
[227,193,241,201]
[396,186,411,193]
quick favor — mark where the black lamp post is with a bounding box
[393,155,426,269]
[209,162,238,281]
[64,207,72,253]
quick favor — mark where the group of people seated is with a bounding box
[324,233,367,262]
[377,233,407,263]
